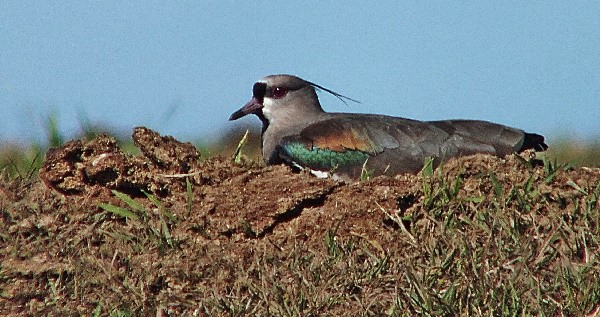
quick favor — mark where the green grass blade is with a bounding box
[161,218,173,247]
[98,203,139,220]
[421,156,435,178]
[233,129,249,163]
[45,110,64,147]
[111,190,144,212]
[143,190,163,208]
[186,177,193,213]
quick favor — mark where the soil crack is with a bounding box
[257,185,338,238]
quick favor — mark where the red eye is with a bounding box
[271,86,288,99]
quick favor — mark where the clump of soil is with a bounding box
[1,127,599,316]
[40,127,201,197]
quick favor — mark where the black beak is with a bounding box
[229,97,263,121]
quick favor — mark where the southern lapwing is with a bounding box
[229,74,547,180]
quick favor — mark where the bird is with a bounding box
[229,74,547,180]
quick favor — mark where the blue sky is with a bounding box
[1,1,599,145]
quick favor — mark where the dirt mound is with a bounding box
[40,127,201,196]
[1,128,599,316]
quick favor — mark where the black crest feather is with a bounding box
[306,81,360,106]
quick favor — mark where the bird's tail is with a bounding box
[520,133,548,152]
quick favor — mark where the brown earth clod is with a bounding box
[39,127,202,197]
[2,127,600,316]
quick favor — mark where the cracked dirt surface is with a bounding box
[1,127,599,316]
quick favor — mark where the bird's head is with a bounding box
[229,74,357,124]
[229,74,321,123]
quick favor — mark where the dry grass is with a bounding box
[1,130,599,316]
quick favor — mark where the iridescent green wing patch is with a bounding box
[281,142,370,171]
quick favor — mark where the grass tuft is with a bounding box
[233,129,249,163]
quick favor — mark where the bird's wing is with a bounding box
[276,115,541,178]
[275,115,442,176]
[432,119,548,153]
[427,120,521,156]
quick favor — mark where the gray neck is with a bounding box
[261,93,326,164]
